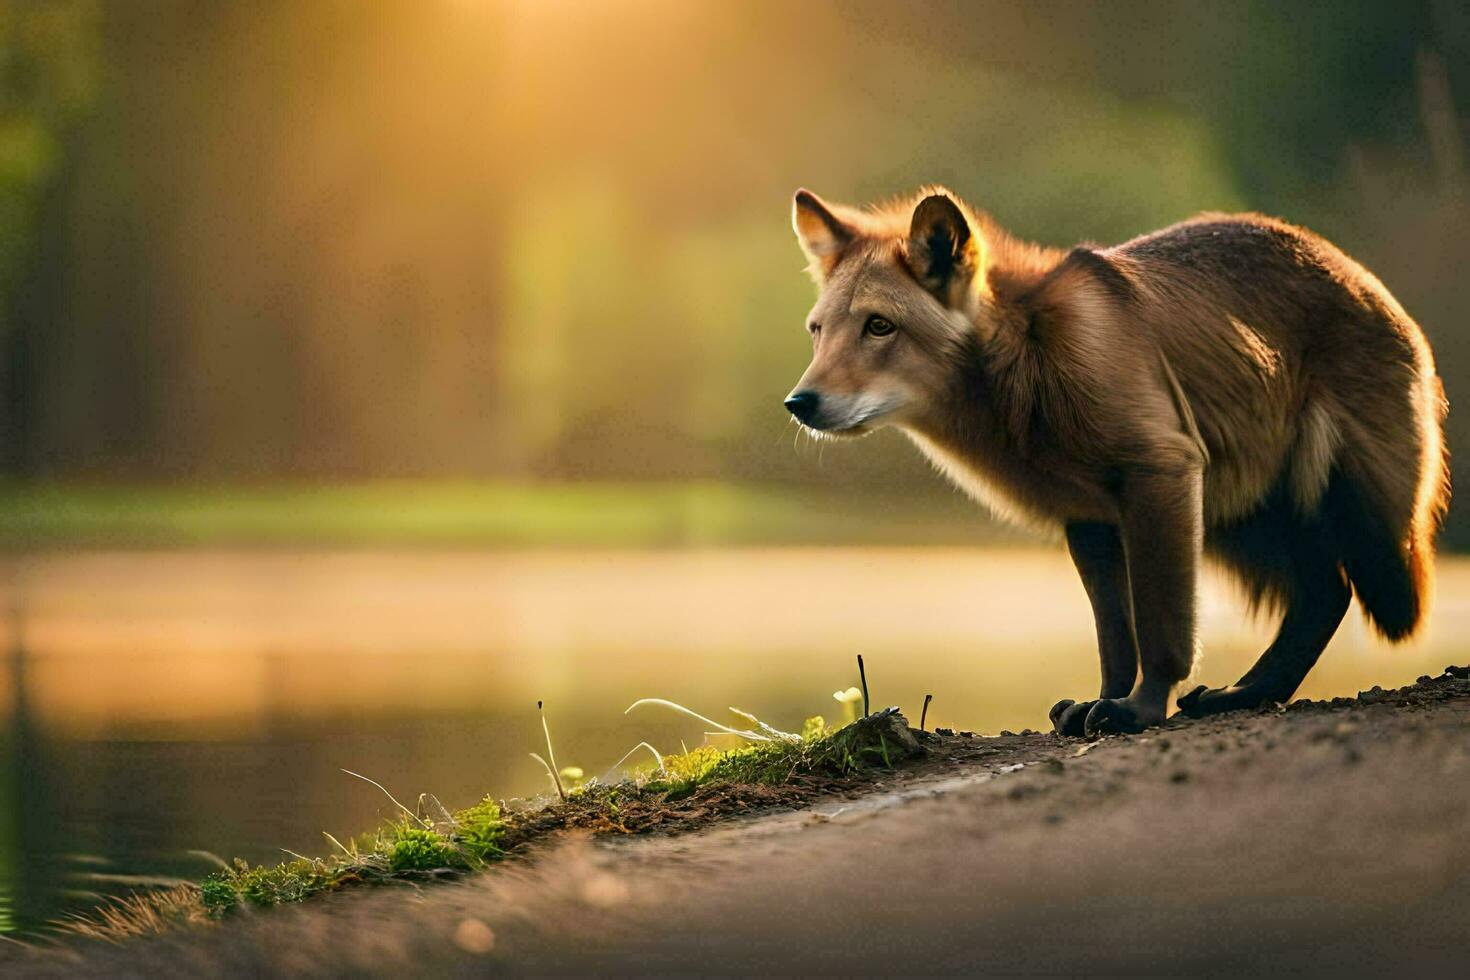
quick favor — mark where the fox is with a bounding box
[784,186,1450,736]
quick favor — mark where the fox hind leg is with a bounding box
[1177,562,1348,715]
[1179,488,1350,716]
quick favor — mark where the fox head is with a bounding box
[784,187,989,436]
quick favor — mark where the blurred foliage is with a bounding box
[0,0,1467,540]
[0,0,97,307]
[0,479,1024,548]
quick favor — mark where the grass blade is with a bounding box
[625,697,773,741]
[538,701,567,800]
[340,769,428,827]
[600,741,666,782]
[529,752,563,799]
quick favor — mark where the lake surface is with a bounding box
[3,547,1468,934]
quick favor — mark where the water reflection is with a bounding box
[2,548,1466,933]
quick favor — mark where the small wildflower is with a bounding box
[833,687,863,724]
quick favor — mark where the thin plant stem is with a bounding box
[600,741,666,783]
[624,698,782,741]
[539,700,567,801]
[341,769,430,827]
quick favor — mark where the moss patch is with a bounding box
[65,711,923,939]
[197,796,508,917]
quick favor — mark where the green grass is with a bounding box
[0,479,1015,549]
[199,795,508,917]
[75,710,919,934]
[644,713,907,791]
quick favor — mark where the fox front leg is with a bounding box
[1082,466,1202,737]
[1050,522,1141,737]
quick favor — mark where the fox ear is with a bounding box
[907,193,982,308]
[793,189,855,280]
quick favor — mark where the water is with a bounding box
[3,547,1467,934]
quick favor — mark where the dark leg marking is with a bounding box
[1179,562,1349,716]
[1051,522,1139,736]
[1180,481,1352,718]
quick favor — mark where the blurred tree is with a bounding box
[1,0,1467,538]
[0,0,99,473]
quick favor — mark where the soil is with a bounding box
[7,667,1470,977]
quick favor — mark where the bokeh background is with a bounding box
[2,0,1469,935]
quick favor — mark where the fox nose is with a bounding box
[784,390,821,424]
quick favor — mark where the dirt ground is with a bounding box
[9,668,1470,977]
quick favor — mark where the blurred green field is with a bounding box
[0,480,1023,549]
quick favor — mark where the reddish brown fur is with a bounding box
[788,187,1449,732]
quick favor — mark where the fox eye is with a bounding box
[865,315,896,337]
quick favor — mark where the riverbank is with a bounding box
[7,667,1469,975]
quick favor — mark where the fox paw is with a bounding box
[1081,697,1156,739]
[1049,698,1098,737]
[1176,684,1280,718]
